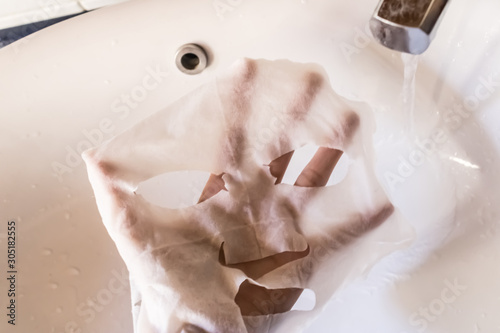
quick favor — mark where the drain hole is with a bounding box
[175,43,208,75]
[181,53,200,70]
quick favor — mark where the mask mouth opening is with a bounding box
[235,280,317,317]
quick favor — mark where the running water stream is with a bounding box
[401,53,419,135]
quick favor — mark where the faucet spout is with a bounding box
[369,0,450,54]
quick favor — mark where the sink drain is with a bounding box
[175,44,208,75]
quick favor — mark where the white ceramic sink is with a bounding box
[1,0,499,332]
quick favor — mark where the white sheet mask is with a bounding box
[83,59,413,333]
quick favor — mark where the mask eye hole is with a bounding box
[268,145,350,187]
[136,170,225,209]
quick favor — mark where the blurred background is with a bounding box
[0,0,128,47]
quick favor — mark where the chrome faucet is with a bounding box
[369,0,450,54]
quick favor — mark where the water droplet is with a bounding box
[49,282,59,289]
[42,248,53,256]
[30,315,35,321]
[110,39,117,46]
[56,307,63,314]
[31,184,37,189]
[67,194,72,199]
[68,267,81,276]
[104,79,111,85]
[64,213,71,220]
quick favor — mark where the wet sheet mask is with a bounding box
[83,59,412,333]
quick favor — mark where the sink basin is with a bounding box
[0,0,499,332]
